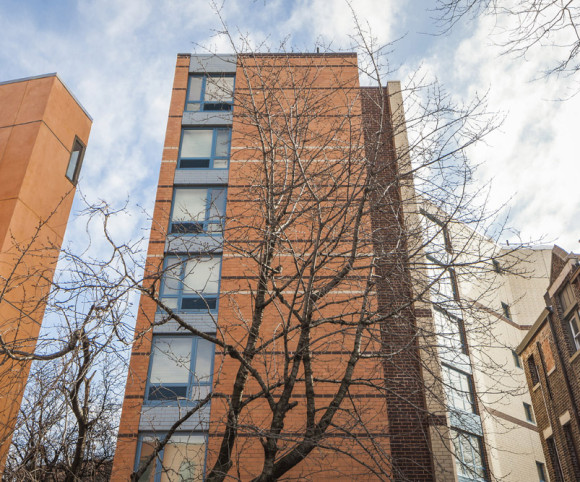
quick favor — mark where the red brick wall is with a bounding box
[205,54,392,480]
[521,262,580,482]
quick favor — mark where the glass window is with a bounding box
[147,336,215,402]
[563,423,580,479]
[546,437,565,482]
[160,256,221,312]
[523,402,535,423]
[427,257,460,302]
[536,461,546,482]
[451,430,486,481]
[179,128,231,169]
[527,355,540,386]
[65,137,86,184]
[433,307,467,356]
[136,433,207,482]
[512,349,522,368]
[442,365,475,413]
[422,211,453,259]
[501,302,512,320]
[569,312,580,352]
[559,283,576,312]
[186,75,235,112]
[170,187,226,234]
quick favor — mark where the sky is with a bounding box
[1,0,578,258]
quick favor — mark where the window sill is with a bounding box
[143,399,209,407]
[532,383,541,392]
[547,366,556,376]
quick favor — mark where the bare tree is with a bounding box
[0,17,543,482]
[434,0,580,79]
[115,21,542,481]
[1,202,141,480]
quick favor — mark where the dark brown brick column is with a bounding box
[361,87,435,481]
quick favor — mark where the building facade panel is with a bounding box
[0,73,91,469]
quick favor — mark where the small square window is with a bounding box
[523,402,535,423]
[186,75,235,112]
[536,461,546,482]
[65,137,86,184]
[146,336,214,402]
[170,187,226,234]
[160,256,221,312]
[512,349,522,368]
[501,302,512,320]
[136,433,207,481]
[179,128,231,169]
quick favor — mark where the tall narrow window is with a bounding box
[501,302,512,321]
[568,311,580,352]
[160,256,221,311]
[433,307,467,356]
[451,430,487,481]
[422,211,453,258]
[559,283,576,313]
[186,75,234,111]
[136,433,207,482]
[427,256,460,302]
[170,187,226,234]
[442,365,475,413]
[528,355,540,386]
[536,461,547,482]
[563,423,580,479]
[546,437,565,482]
[523,402,535,423]
[147,336,214,402]
[179,128,230,169]
[65,137,85,184]
[512,349,522,368]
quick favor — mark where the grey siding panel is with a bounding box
[173,169,229,185]
[139,405,210,431]
[153,312,218,334]
[182,111,233,126]
[165,235,223,254]
[189,55,237,73]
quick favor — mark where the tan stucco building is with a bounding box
[0,73,91,468]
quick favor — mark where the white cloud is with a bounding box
[0,0,575,256]
[408,14,580,252]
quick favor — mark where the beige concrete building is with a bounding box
[420,203,552,481]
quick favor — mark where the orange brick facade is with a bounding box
[0,74,92,468]
[112,54,435,481]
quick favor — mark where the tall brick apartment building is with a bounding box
[518,247,580,481]
[112,53,549,481]
[0,73,91,468]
